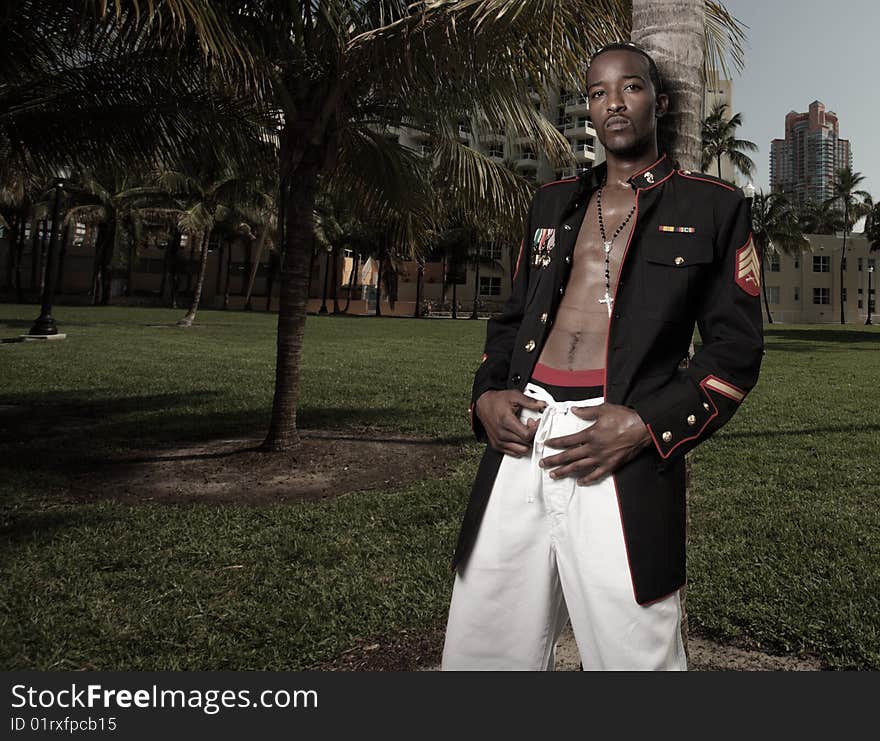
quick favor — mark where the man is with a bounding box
[441,42,763,671]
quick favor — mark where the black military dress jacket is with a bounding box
[453,153,764,605]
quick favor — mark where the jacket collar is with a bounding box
[627,153,674,191]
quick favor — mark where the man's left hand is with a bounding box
[540,403,652,485]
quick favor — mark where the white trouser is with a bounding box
[442,382,687,671]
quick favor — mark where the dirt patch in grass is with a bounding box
[314,623,824,672]
[64,430,463,505]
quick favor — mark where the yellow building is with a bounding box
[762,233,876,324]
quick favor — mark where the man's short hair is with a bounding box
[589,41,664,94]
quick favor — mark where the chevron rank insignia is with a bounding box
[735,235,760,296]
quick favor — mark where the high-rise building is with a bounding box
[770,100,851,207]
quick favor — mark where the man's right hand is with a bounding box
[475,389,546,457]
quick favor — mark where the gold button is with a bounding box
[674,256,685,266]
[686,414,697,426]
[662,431,673,443]
[564,255,571,263]
[564,224,572,231]
[540,312,548,324]
[525,340,536,352]
[703,402,710,411]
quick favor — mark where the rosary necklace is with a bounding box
[596,185,636,317]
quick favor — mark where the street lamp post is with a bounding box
[867,266,874,325]
[28,179,65,336]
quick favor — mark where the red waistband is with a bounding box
[531,363,605,387]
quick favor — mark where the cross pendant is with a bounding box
[598,291,614,317]
[603,241,613,254]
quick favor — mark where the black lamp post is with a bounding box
[867,266,874,325]
[28,179,65,336]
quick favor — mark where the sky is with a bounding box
[720,0,879,199]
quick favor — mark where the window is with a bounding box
[813,255,830,272]
[813,287,830,305]
[794,258,799,269]
[769,254,780,272]
[858,300,864,309]
[870,259,877,270]
[479,276,501,296]
[794,287,799,301]
[858,257,864,271]
[480,243,502,261]
[768,286,780,304]
[488,147,504,158]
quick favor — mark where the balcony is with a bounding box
[564,120,595,138]
[564,94,590,114]
[572,143,596,163]
[417,144,435,157]
[516,151,538,168]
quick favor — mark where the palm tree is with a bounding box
[827,167,870,323]
[798,199,844,236]
[63,172,175,305]
[751,191,809,323]
[867,203,880,251]
[156,167,274,327]
[700,102,758,180]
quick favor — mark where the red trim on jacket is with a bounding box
[539,177,579,189]
[676,171,736,191]
[639,170,674,192]
[630,153,669,180]
[646,392,719,461]
[512,238,525,281]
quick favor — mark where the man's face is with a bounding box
[586,49,668,157]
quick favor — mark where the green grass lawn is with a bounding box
[1,305,878,669]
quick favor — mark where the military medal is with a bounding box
[596,185,636,317]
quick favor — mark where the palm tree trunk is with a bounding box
[215,238,226,296]
[99,220,116,306]
[125,236,135,298]
[632,0,706,665]
[13,213,28,302]
[3,213,17,291]
[840,206,848,324]
[471,257,481,319]
[759,244,773,324]
[177,226,211,327]
[244,229,269,310]
[331,246,341,313]
[223,240,232,310]
[263,159,321,451]
[343,251,359,313]
[375,256,383,317]
[414,259,423,318]
[717,154,722,180]
[185,236,196,293]
[632,0,705,170]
